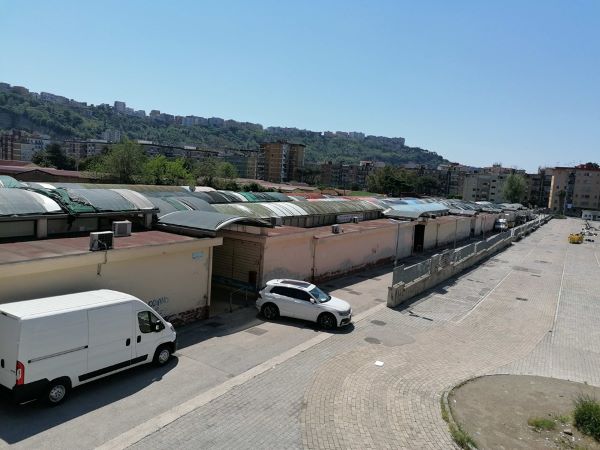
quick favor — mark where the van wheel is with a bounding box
[46,378,70,406]
[153,345,172,366]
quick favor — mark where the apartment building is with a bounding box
[319,161,382,189]
[258,141,305,183]
[0,130,51,161]
[62,139,109,160]
[548,165,600,212]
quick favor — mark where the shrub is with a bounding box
[527,417,556,431]
[573,394,600,440]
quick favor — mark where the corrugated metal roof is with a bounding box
[0,189,63,216]
[157,210,270,234]
[111,189,156,210]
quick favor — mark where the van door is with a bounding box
[0,314,19,388]
[133,310,164,364]
[82,304,134,382]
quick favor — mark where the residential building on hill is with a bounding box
[258,141,305,183]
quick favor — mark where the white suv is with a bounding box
[256,279,352,329]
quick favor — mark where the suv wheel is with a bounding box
[318,312,336,330]
[262,303,279,320]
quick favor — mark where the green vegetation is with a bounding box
[32,143,76,170]
[527,417,556,431]
[366,165,441,196]
[0,89,448,167]
[554,413,571,425]
[449,423,478,449]
[502,173,528,203]
[440,396,450,423]
[573,394,600,441]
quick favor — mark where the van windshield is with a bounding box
[309,287,331,303]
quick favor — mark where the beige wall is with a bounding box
[260,221,414,283]
[0,239,221,324]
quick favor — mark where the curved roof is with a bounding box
[157,210,271,235]
[212,200,382,219]
[0,175,24,188]
[0,189,63,216]
[381,198,449,219]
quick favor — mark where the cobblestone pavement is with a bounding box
[131,218,597,450]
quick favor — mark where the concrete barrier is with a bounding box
[387,215,550,308]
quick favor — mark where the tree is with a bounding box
[32,143,76,170]
[92,140,146,183]
[217,161,238,179]
[502,173,528,203]
[194,158,219,187]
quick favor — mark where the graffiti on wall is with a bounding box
[148,296,169,315]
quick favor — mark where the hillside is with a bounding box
[0,87,449,167]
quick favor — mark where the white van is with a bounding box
[0,289,177,405]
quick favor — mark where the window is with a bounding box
[271,286,311,301]
[138,311,161,333]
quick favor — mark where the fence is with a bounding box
[393,259,431,285]
[388,214,550,307]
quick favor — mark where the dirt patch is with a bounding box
[449,375,600,449]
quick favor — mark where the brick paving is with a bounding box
[131,217,599,450]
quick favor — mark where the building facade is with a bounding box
[258,141,305,183]
[548,165,600,213]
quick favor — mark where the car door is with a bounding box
[286,289,319,322]
[269,286,295,317]
[134,310,164,365]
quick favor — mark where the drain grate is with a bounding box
[516,297,528,301]
[364,337,381,344]
[371,320,386,326]
[245,327,268,336]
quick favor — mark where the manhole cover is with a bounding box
[364,337,381,344]
[245,327,268,336]
[371,320,386,326]
[205,322,224,328]
[516,297,528,301]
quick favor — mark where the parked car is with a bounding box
[494,218,509,231]
[256,279,352,329]
[0,289,177,405]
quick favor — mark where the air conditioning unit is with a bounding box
[112,220,132,237]
[270,217,283,227]
[331,224,342,234]
[90,231,113,251]
[351,216,360,224]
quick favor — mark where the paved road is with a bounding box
[127,217,600,449]
[2,218,597,449]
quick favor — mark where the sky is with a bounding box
[1,1,599,172]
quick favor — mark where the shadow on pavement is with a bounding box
[0,357,178,444]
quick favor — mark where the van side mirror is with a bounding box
[155,322,165,332]
[310,298,316,304]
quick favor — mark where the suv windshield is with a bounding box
[309,286,331,303]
